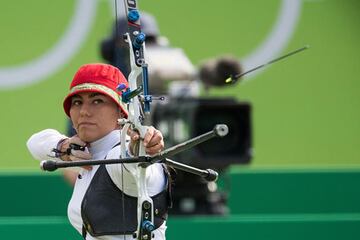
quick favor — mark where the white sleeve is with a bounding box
[26,129,67,161]
[105,145,166,197]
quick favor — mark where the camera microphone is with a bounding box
[198,55,243,88]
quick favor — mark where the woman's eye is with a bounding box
[71,100,82,106]
[93,99,104,104]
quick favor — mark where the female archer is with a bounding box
[27,63,170,240]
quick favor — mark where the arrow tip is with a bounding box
[225,77,233,83]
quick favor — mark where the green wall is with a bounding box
[1,168,359,239]
[0,0,359,169]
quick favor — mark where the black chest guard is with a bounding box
[81,164,171,237]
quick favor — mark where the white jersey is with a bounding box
[27,129,167,240]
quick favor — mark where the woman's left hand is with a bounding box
[128,126,164,156]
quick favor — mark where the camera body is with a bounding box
[152,97,253,171]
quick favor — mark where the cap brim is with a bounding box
[63,88,128,118]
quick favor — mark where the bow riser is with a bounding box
[122,0,155,239]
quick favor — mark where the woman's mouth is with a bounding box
[78,122,96,127]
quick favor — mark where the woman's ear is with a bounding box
[116,108,124,126]
[117,108,123,118]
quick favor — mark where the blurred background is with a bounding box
[0,0,359,239]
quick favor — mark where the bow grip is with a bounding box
[131,125,149,156]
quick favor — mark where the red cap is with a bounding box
[63,63,128,118]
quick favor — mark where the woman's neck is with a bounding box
[88,130,120,158]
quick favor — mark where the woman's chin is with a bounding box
[78,132,97,143]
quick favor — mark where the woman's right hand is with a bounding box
[58,136,92,170]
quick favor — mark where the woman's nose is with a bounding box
[80,103,91,116]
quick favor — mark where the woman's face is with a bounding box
[70,92,121,143]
